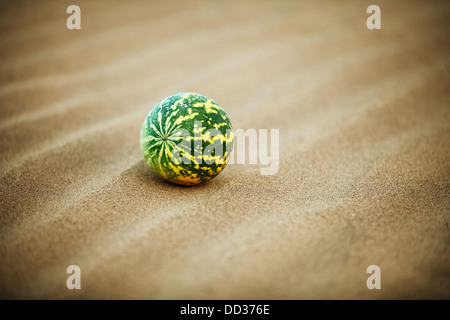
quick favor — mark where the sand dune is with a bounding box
[1,0,449,299]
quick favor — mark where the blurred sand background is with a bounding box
[0,0,449,299]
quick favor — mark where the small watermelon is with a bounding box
[140,93,233,186]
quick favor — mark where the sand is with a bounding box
[0,0,449,299]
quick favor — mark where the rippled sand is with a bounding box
[1,0,449,299]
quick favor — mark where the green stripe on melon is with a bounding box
[140,93,233,186]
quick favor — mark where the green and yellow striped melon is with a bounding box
[140,93,233,186]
